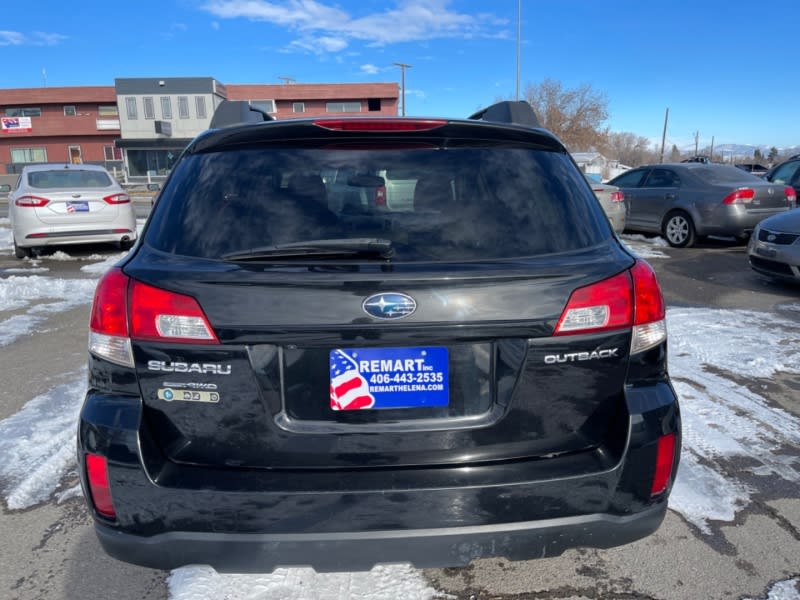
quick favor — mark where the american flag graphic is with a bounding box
[66,204,76,213]
[329,349,375,411]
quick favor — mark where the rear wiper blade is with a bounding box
[222,238,394,261]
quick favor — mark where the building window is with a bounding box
[5,107,42,117]
[104,146,123,161]
[64,105,77,116]
[292,102,305,113]
[125,97,138,120]
[178,96,190,119]
[143,97,155,120]
[326,102,362,113]
[160,97,173,120]
[250,100,276,114]
[195,96,207,119]
[367,98,381,112]
[10,147,47,163]
[98,105,119,117]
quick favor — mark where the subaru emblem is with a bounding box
[362,293,417,320]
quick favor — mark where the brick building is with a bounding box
[0,79,399,179]
[0,86,121,175]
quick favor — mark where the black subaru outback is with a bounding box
[79,100,680,572]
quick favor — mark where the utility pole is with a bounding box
[277,76,296,84]
[659,108,669,163]
[710,136,715,161]
[515,0,521,101]
[693,130,700,156]
[393,62,411,116]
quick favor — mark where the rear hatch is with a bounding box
[126,121,635,470]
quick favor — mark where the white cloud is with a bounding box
[289,34,348,54]
[0,30,65,46]
[201,0,504,53]
[360,63,380,75]
[211,20,220,30]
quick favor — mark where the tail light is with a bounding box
[721,188,755,204]
[554,259,666,354]
[651,433,677,496]
[15,195,49,207]
[103,193,130,204]
[85,453,116,519]
[609,190,625,203]
[89,268,218,367]
[374,185,387,206]
[784,186,796,207]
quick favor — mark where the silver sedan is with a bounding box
[608,163,796,247]
[748,208,800,283]
[585,175,626,233]
[9,163,137,258]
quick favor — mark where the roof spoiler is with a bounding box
[468,100,540,128]
[209,100,274,128]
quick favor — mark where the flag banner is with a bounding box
[1,117,32,133]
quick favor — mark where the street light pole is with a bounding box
[393,62,411,116]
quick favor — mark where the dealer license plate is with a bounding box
[66,201,90,213]
[329,346,449,411]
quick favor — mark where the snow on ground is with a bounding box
[0,275,99,346]
[620,233,670,259]
[0,371,86,509]
[744,578,800,600]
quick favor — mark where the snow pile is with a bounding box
[620,233,670,259]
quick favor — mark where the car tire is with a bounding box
[663,211,696,248]
[13,239,32,259]
[119,240,135,251]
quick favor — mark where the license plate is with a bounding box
[755,246,777,258]
[66,201,89,213]
[329,346,449,411]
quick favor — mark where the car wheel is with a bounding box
[119,240,135,251]
[662,211,696,248]
[13,238,32,259]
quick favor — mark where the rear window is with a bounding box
[145,146,611,262]
[691,166,760,184]
[28,170,112,189]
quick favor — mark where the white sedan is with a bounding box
[9,163,136,258]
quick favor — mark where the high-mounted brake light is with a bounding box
[554,260,666,354]
[15,195,49,207]
[89,268,218,367]
[85,453,116,519]
[313,119,447,132]
[103,193,130,204]
[651,433,677,496]
[721,187,755,205]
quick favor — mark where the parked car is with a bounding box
[735,163,769,177]
[9,163,136,258]
[80,100,680,573]
[585,174,626,233]
[747,208,800,283]
[762,156,800,201]
[608,163,796,247]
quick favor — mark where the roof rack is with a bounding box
[468,100,540,128]
[209,100,274,129]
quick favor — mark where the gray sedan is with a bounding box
[608,163,796,247]
[748,208,800,283]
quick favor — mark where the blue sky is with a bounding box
[2,0,798,150]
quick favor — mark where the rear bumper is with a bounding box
[697,206,789,237]
[94,502,668,573]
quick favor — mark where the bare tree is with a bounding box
[523,79,609,151]
[605,131,656,166]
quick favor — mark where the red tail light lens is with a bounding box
[86,453,116,519]
[631,260,665,325]
[129,280,218,343]
[15,195,49,207]
[651,433,677,496]
[554,271,633,336]
[784,186,796,207]
[721,188,755,204]
[313,119,447,132]
[90,268,130,337]
[103,193,130,204]
[609,191,625,203]
[374,185,387,206]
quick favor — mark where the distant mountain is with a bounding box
[687,143,800,160]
